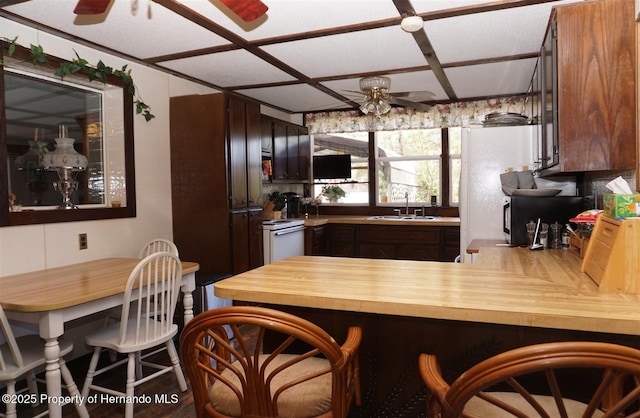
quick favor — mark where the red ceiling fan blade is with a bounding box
[73,0,111,15]
[219,0,268,22]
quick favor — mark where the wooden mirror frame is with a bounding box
[0,41,136,227]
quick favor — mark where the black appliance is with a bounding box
[313,154,351,179]
[503,196,587,246]
[282,192,301,218]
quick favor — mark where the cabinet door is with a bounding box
[273,122,288,180]
[298,127,310,180]
[328,224,356,257]
[228,97,248,209]
[540,24,558,170]
[287,126,300,180]
[441,227,461,262]
[248,208,264,269]
[555,0,635,172]
[231,210,250,274]
[245,102,262,207]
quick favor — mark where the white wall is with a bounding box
[0,18,217,276]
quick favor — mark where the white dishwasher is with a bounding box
[263,219,305,264]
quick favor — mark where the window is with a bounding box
[376,129,441,205]
[311,128,461,207]
[312,132,369,204]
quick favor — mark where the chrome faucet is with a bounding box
[404,191,409,216]
[393,192,411,216]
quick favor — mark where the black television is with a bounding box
[313,154,351,180]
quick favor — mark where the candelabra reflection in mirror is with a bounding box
[43,125,88,209]
[15,128,49,206]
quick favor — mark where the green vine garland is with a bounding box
[2,36,154,121]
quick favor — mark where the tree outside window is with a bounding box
[311,128,460,206]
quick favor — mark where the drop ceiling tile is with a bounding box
[3,0,229,59]
[445,58,537,99]
[425,6,551,64]
[159,50,296,87]
[261,26,427,78]
[239,84,348,113]
[179,0,401,41]
[424,1,580,65]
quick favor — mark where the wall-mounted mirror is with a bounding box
[1,41,136,226]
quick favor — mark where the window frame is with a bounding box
[311,128,459,213]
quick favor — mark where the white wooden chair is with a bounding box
[81,252,188,418]
[138,238,179,258]
[107,238,180,364]
[0,306,87,418]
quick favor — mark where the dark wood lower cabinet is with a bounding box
[321,223,460,262]
[230,208,263,274]
[329,224,357,257]
[305,224,328,256]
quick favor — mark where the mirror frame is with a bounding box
[0,41,136,227]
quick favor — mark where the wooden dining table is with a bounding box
[0,257,199,418]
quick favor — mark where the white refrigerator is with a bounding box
[459,125,535,263]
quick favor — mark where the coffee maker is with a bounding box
[282,192,301,218]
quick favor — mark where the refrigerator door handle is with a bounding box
[503,200,511,234]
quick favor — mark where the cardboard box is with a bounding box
[603,194,640,219]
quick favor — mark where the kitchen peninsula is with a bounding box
[215,248,640,414]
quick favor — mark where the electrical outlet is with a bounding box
[79,233,88,250]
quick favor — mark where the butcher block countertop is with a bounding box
[301,215,460,227]
[215,250,640,336]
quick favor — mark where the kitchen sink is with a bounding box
[366,215,439,221]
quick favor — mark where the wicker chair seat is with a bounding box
[465,392,604,417]
[210,354,332,417]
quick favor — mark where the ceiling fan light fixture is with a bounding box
[359,76,391,92]
[378,100,392,114]
[401,15,423,33]
[359,76,392,116]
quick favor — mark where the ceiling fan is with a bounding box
[73,0,268,22]
[355,76,433,116]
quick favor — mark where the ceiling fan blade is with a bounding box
[393,91,435,101]
[73,0,111,14]
[392,98,432,111]
[219,0,268,22]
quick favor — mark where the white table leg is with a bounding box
[44,337,62,418]
[181,271,196,324]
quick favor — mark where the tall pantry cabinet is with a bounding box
[170,93,263,275]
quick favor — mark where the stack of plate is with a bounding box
[483,112,528,127]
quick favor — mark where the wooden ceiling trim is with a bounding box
[393,0,457,100]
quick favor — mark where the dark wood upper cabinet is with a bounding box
[265,117,309,183]
[272,122,288,181]
[539,0,636,175]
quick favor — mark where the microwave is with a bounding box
[503,196,587,246]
